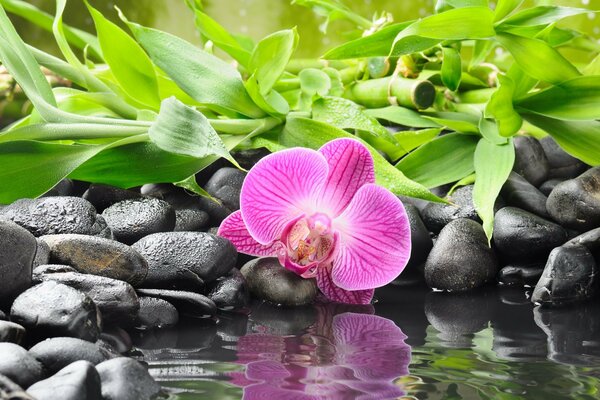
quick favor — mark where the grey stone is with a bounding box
[102,198,176,245]
[540,136,588,180]
[207,268,250,310]
[539,179,564,196]
[133,232,236,289]
[547,167,600,231]
[136,297,179,329]
[83,184,141,213]
[421,185,480,233]
[241,258,318,306]
[29,337,111,375]
[98,327,132,355]
[0,343,45,388]
[204,167,246,212]
[10,281,100,342]
[532,245,598,305]
[0,220,36,305]
[0,321,25,345]
[96,358,162,400]
[424,219,498,291]
[493,207,567,262]
[136,289,217,318]
[0,197,105,237]
[174,208,210,231]
[32,264,78,282]
[32,239,50,269]
[0,374,33,399]
[513,136,549,186]
[501,172,550,218]
[27,361,101,400]
[39,234,148,286]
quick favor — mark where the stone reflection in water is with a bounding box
[229,303,411,400]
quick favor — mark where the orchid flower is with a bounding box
[218,138,411,304]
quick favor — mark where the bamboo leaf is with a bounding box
[395,133,479,188]
[485,74,522,137]
[441,46,462,91]
[494,0,524,22]
[473,137,515,241]
[248,29,298,95]
[365,106,442,128]
[497,6,591,28]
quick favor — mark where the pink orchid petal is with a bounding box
[316,265,374,305]
[218,211,280,256]
[317,138,375,217]
[332,184,411,291]
[240,148,328,244]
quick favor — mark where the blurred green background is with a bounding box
[11,0,600,60]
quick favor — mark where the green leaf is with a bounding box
[391,7,495,56]
[365,106,441,128]
[479,118,509,144]
[323,21,413,59]
[292,0,373,32]
[394,128,443,154]
[493,0,524,22]
[485,74,522,137]
[473,137,515,241]
[469,39,494,68]
[515,76,600,121]
[148,97,233,163]
[174,175,217,200]
[245,77,290,115]
[87,4,160,109]
[523,114,600,165]
[506,63,537,99]
[584,53,600,76]
[249,29,298,95]
[282,117,442,202]
[395,133,479,188]
[496,32,580,84]
[299,68,331,96]
[125,20,264,118]
[446,0,488,8]
[422,111,480,134]
[441,47,462,91]
[497,6,591,28]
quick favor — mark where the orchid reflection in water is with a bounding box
[229,307,412,400]
[219,138,411,304]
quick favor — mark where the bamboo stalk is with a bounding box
[345,76,436,110]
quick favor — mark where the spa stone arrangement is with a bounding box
[0,132,598,399]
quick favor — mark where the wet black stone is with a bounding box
[501,172,550,218]
[0,197,106,237]
[136,297,179,329]
[102,198,176,245]
[136,289,217,318]
[0,321,25,345]
[27,360,102,400]
[564,228,600,261]
[498,263,545,286]
[39,234,148,286]
[195,196,232,225]
[0,374,32,399]
[248,301,317,335]
[174,208,210,231]
[82,184,142,213]
[98,327,133,355]
[532,245,598,305]
[96,357,162,400]
[133,232,236,289]
[547,167,600,231]
[204,167,246,212]
[34,271,139,324]
[32,264,78,282]
[513,136,549,186]
[29,337,111,375]
[0,343,45,388]
[232,148,270,170]
[0,220,36,305]
[207,268,250,310]
[404,204,433,271]
[493,207,567,262]
[31,239,50,269]
[41,179,74,197]
[540,136,588,180]
[424,219,498,292]
[10,281,100,342]
[241,258,318,306]
[421,185,480,233]
[539,179,564,197]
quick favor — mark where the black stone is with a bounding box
[32,264,78,282]
[540,136,588,180]
[41,179,74,197]
[96,357,162,400]
[0,220,36,305]
[240,258,318,306]
[532,245,598,305]
[34,271,139,324]
[404,204,433,270]
[421,185,480,233]
[195,196,232,225]
[0,374,32,399]
[493,207,567,262]
[0,197,106,237]
[136,297,179,329]
[547,167,600,231]
[0,343,45,388]
[29,337,111,375]
[39,234,148,286]
[10,281,100,342]
[0,310,5,321]
[83,184,141,213]
[204,167,246,212]
[501,172,550,218]
[102,198,176,245]
[174,208,210,231]
[31,239,50,269]
[27,360,102,400]
[0,321,25,345]
[232,148,270,170]
[564,227,600,260]
[136,289,217,318]
[539,179,564,197]
[133,232,236,289]
[498,263,544,286]
[513,136,549,186]
[206,268,250,310]
[424,219,498,291]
